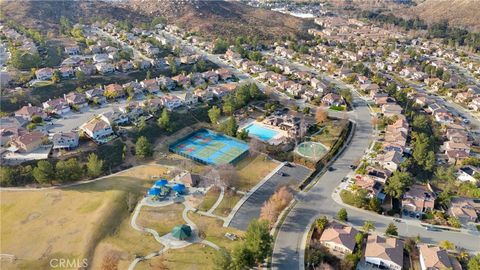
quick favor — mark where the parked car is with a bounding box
[328,166,335,171]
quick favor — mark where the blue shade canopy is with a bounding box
[148,187,161,196]
[155,179,168,186]
[172,183,186,193]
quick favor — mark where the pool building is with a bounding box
[169,129,249,165]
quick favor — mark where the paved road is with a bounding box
[229,164,312,230]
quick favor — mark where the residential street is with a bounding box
[271,91,480,270]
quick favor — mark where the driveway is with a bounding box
[229,164,312,230]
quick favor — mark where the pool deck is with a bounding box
[239,119,288,145]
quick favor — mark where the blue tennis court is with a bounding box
[169,129,249,165]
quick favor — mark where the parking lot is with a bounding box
[229,163,312,230]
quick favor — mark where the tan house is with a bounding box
[319,222,358,257]
[401,184,436,216]
[358,235,403,270]
[15,104,46,121]
[10,131,44,152]
[448,197,480,224]
[419,245,462,270]
[178,172,201,187]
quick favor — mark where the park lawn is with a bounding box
[235,154,279,191]
[188,212,244,251]
[197,187,221,212]
[137,213,246,270]
[136,203,185,237]
[140,244,216,270]
[0,165,169,270]
[89,215,162,270]
[31,80,53,87]
[213,191,243,217]
[314,120,347,148]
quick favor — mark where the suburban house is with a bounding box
[216,68,234,82]
[64,46,80,55]
[378,150,403,172]
[175,91,198,105]
[140,79,160,94]
[99,108,129,126]
[51,132,79,150]
[448,197,480,224]
[418,245,461,270]
[319,221,358,257]
[85,88,106,104]
[95,62,115,74]
[80,117,114,143]
[15,105,46,121]
[381,104,403,117]
[77,64,96,75]
[65,92,88,108]
[172,74,191,89]
[358,235,403,270]
[161,95,183,111]
[322,93,344,106]
[59,66,74,78]
[158,76,176,91]
[42,98,71,115]
[401,184,436,217]
[35,68,54,80]
[456,165,479,183]
[9,131,44,153]
[104,83,126,98]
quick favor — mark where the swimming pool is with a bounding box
[245,123,279,141]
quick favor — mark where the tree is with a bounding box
[32,160,54,184]
[87,153,104,178]
[167,54,177,75]
[362,221,375,233]
[146,70,152,80]
[231,244,255,270]
[383,171,412,199]
[468,254,480,270]
[157,108,171,131]
[439,240,455,250]
[215,164,239,187]
[447,216,461,228]
[75,70,86,83]
[355,232,364,245]
[101,251,119,270]
[208,106,221,125]
[31,115,43,124]
[214,248,232,270]
[236,128,249,140]
[337,208,348,221]
[135,136,152,158]
[259,200,278,225]
[340,88,353,105]
[315,216,329,231]
[302,107,310,115]
[56,158,83,182]
[197,59,206,72]
[385,222,398,236]
[52,70,61,83]
[0,166,14,186]
[220,117,238,137]
[245,219,273,266]
[315,108,328,124]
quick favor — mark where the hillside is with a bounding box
[0,0,313,42]
[128,0,314,41]
[407,0,480,32]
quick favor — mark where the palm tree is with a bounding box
[315,216,329,231]
[439,240,455,250]
[362,221,375,233]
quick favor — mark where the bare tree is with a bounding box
[271,186,293,211]
[259,200,278,225]
[216,164,239,188]
[101,251,119,270]
[315,108,328,124]
[248,138,265,156]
